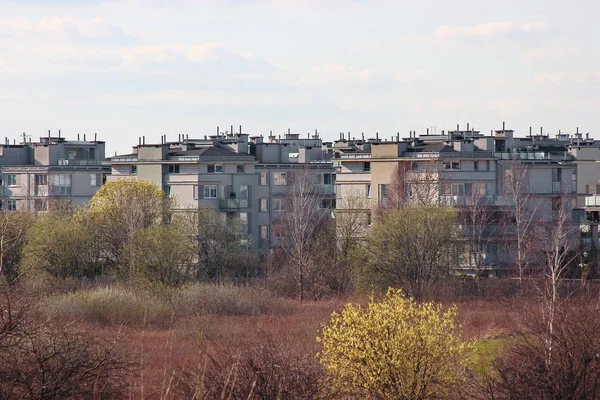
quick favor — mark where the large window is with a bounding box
[51,174,72,195]
[363,162,371,172]
[168,164,180,174]
[203,184,217,199]
[90,173,101,187]
[7,200,16,212]
[130,165,137,175]
[237,164,244,173]
[260,172,269,185]
[273,172,287,186]
[5,174,16,186]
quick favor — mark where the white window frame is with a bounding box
[7,200,16,212]
[203,184,218,199]
[443,161,460,171]
[259,225,269,240]
[6,174,17,186]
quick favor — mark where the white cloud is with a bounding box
[534,71,600,86]
[434,21,549,42]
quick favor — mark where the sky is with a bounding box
[0,0,598,155]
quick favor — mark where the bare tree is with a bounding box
[386,160,440,210]
[0,211,35,284]
[503,160,539,282]
[274,167,331,301]
[459,183,497,289]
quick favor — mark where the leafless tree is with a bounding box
[503,160,539,282]
[0,211,34,284]
[274,167,331,301]
[459,183,497,289]
[386,160,440,210]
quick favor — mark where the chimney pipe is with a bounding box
[77,134,80,140]
[456,124,459,131]
[376,132,379,140]
[186,134,189,140]
[143,136,145,145]
[84,134,86,141]
[540,127,543,135]
[48,129,51,138]
[427,128,429,135]
[58,129,61,138]
[139,137,141,145]
[94,133,97,141]
[231,125,234,135]
[502,121,505,131]
[529,127,532,137]
[288,128,291,136]
[239,125,242,134]
[467,122,470,131]
[217,126,220,136]
[361,132,365,141]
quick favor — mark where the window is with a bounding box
[272,198,285,212]
[6,175,16,186]
[552,197,562,211]
[90,173,101,187]
[239,212,248,233]
[168,164,180,174]
[237,164,244,173]
[239,185,249,199]
[363,162,371,172]
[89,148,96,160]
[260,198,269,212]
[208,164,223,173]
[366,184,372,198]
[323,173,333,185]
[193,185,199,200]
[35,174,47,186]
[443,161,460,171]
[130,165,137,174]
[203,184,217,199]
[485,161,490,171]
[51,174,72,195]
[260,172,269,185]
[207,164,215,173]
[215,165,223,173]
[273,172,287,186]
[260,225,269,240]
[379,184,388,198]
[7,200,16,212]
[411,162,418,171]
[474,161,479,171]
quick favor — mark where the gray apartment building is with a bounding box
[0,131,109,212]
[333,124,590,274]
[107,129,336,252]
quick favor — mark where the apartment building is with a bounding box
[107,129,336,252]
[0,131,108,211]
[333,124,583,274]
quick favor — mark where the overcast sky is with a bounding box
[0,0,597,155]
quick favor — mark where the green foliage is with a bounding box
[364,205,459,300]
[89,179,173,268]
[317,288,468,399]
[0,211,35,284]
[120,224,195,287]
[21,211,99,279]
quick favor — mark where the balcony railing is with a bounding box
[58,159,103,166]
[585,195,600,207]
[314,184,335,196]
[219,198,249,209]
[439,195,514,207]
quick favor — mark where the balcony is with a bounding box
[219,198,249,210]
[58,159,103,166]
[314,184,335,196]
[585,195,600,207]
[439,195,514,207]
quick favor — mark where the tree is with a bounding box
[488,302,600,400]
[89,179,173,268]
[365,205,458,300]
[179,207,249,282]
[120,224,196,287]
[317,288,468,400]
[0,211,35,284]
[274,167,332,300]
[21,211,99,279]
[503,160,538,282]
[385,160,440,210]
[459,183,497,289]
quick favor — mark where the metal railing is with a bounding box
[585,195,600,207]
[58,159,103,166]
[219,198,249,209]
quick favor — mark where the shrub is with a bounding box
[173,283,291,317]
[317,288,469,399]
[43,287,172,326]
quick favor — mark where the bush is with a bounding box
[173,283,291,317]
[0,293,132,399]
[43,287,172,326]
[484,301,600,399]
[317,288,469,399]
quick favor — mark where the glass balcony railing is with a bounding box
[219,198,249,209]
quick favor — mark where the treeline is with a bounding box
[0,179,256,287]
